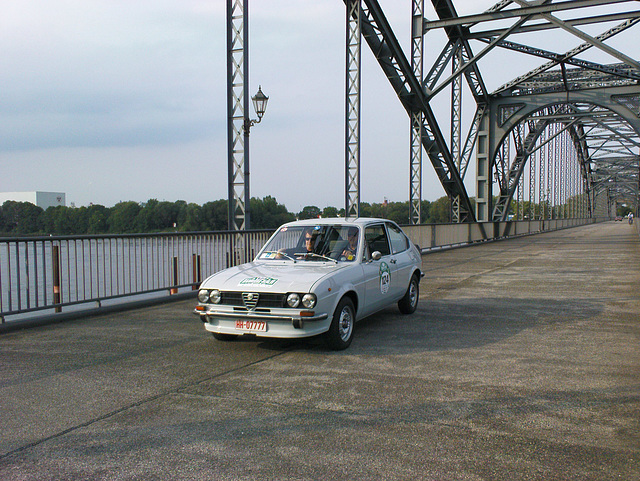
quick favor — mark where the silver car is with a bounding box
[194,218,422,350]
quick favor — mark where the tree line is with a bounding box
[0,195,454,236]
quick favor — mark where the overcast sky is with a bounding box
[1,0,636,212]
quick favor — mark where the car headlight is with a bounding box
[210,289,221,304]
[302,293,317,309]
[287,293,300,308]
[198,289,210,303]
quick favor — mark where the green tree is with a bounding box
[174,200,189,229]
[1,201,43,234]
[250,196,295,229]
[298,205,321,220]
[180,203,204,231]
[359,202,372,217]
[87,204,109,233]
[17,202,44,234]
[427,196,451,224]
[136,199,159,232]
[71,206,91,234]
[41,206,57,234]
[40,205,99,235]
[322,206,339,218]
[154,201,181,230]
[1,201,21,232]
[201,200,228,230]
[385,201,410,225]
[420,200,432,224]
[108,201,142,233]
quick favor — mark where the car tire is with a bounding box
[398,274,419,314]
[325,297,356,350]
[212,332,238,341]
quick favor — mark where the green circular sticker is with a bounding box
[379,261,391,294]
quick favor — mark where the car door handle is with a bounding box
[390,258,397,264]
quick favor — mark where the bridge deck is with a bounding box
[1,222,638,480]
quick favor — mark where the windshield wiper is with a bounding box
[295,252,338,264]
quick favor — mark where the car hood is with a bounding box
[201,260,351,292]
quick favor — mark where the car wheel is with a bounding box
[325,297,355,350]
[398,274,419,314]
[212,332,238,341]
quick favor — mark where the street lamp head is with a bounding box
[252,86,269,120]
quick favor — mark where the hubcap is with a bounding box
[339,306,353,342]
[409,282,418,307]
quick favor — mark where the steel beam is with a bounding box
[467,11,640,39]
[345,0,362,219]
[410,0,424,224]
[227,0,250,231]
[511,0,640,69]
[350,0,476,222]
[423,0,634,30]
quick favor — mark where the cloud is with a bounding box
[0,0,224,152]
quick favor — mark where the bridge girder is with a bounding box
[342,0,639,225]
[424,0,640,222]
[345,0,477,223]
[227,1,640,229]
[479,84,640,220]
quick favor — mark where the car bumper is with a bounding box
[193,306,330,339]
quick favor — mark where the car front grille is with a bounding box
[220,291,287,309]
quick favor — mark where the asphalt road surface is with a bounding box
[0,222,638,480]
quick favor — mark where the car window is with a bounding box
[328,226,360,262]
[259,224,360,262]
[387,223,409,254]
[364,224,391,257]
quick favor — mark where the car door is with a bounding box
[385,222,415,300]
[360,223,395,316]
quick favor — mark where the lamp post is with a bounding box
[244,86,269,134]
[233,85,268,233]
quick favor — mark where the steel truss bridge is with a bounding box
[227,0,640,229]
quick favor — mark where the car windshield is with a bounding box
[259,224,360,262]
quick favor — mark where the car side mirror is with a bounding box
[371,251,382,261]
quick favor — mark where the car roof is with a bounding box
[281,217,396,228]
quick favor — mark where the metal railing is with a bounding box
[0,230,272,323]
[401,217,605,251]
[1,218,610,325]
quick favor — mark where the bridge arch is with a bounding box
[478,86,640,221]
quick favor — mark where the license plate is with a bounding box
[235,320,267,332]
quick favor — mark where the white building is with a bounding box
[0,192,66,209]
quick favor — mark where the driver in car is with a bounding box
[276,228,318,259]
[301,229,318,254]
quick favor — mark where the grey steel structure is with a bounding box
[410,0,425,224]
[344,0,640,223]
[227,0,251,231]
[346,0,362,218]
[345,0,478,223]
[227,1,639,228]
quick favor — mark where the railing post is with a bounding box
[170,256,178,295]
[52,245,62,313]
[192,254,201,290]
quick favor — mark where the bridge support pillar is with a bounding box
[475,106,492,222]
